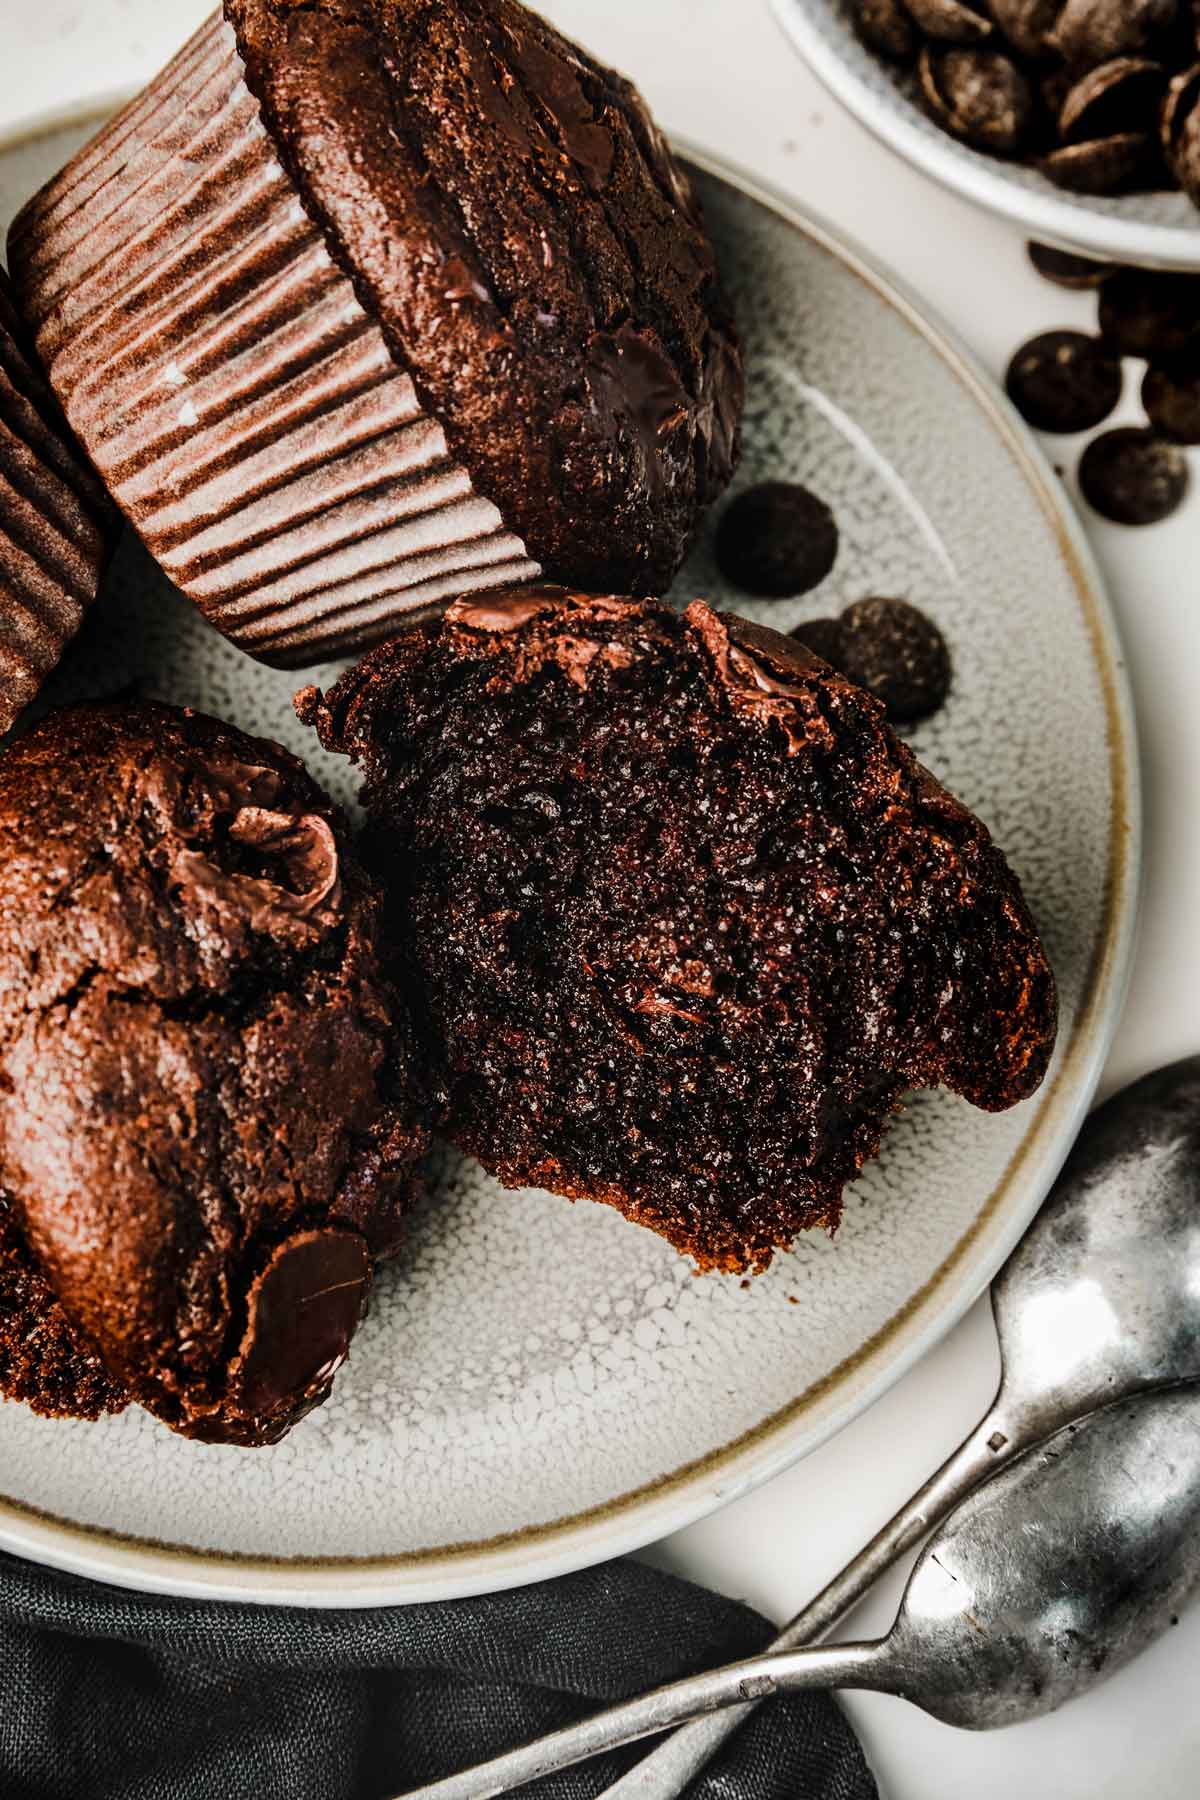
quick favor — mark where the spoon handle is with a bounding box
[400,1643,887,1800]
[591,1400,1019,1799]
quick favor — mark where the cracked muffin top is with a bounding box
[0,702,428,1445]
[224,0,744,595]
[302,587,1058,1275]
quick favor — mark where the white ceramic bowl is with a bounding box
[771,0,1200,272]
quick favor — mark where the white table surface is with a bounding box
[5,3,1199,1796]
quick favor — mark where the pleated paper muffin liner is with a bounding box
[9,10,541,669]
[0,277,112,735]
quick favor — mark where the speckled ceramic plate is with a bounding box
[772,0,1200,272]
[0,112,1138,1606]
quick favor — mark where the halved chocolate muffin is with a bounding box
[300,588,1058,1275]
[0,271,114,735]
[0,703,429,1445]
[8,1,741,668]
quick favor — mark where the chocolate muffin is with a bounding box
[301,588,1058,1275]
[8,1,742,668]
[0,703,429,1445]
[0,271,114,735]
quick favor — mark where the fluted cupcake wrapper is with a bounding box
[9,10,541,669]
[0,278,111,736]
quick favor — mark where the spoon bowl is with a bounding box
[414,1385,1200,1796]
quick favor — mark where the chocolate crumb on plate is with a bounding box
[1078,426,1190,524]
[1005,330,1123,433]
[1098,268,1200,361]
[1027,242,1118,289]
[716,481,839,597]
[1143,348,1200,442]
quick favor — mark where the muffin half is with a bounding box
[300,588,1058,1275]
[8,1,742,668]
[0,703,429,1444]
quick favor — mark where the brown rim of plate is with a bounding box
[0,122,1140,1604]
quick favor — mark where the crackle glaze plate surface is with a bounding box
[0,114,1138,1606]
[773,0,1200,272]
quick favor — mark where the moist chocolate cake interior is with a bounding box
[303,588,1057,1274]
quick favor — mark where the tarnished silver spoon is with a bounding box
[402,1056,1200,1800]
[583,1054,1200,1798]
[408,1384,1200,1797]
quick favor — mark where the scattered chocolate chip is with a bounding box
[919,44,1035,153]
[789,617,845,666]
[1078,425,1190,523]
[1027,242,1118,288]
[904,0,992,43]
[1162,64,1200,204]
[852,0,918,62]
[715,482,839,597]
[836,598,953,723]
[1005,330,1123,433]
[1142,348,1200,441]
[1047,0,1179,72]
[1098,267,1200,359]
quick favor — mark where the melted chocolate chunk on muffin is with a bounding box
[0,704,429,1444]
[225,0,743,599]
[302,589,1057,1275]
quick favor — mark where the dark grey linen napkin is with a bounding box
[0,1548,878,1799]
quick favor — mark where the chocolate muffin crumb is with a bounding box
[0,1198,126,1422]
[716,482,839,598]
[305,587,1056,1275]
[1005,330,1123,434]
[1078,426,1190,524]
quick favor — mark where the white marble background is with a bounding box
[4,3,1199,1796]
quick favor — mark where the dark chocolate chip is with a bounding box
[232,1230,370,1421]
[990,0,1061,60]
[1005,330,1123,433]
[1078,425,1190,523]
[1162,64,1200,203]
[1142,347,1200,441]
[1043,132,1158,193]
[1098,267,1200,358]
[904,0,993,42]
[920,44,1035,153]
[836,598,953,724]
[789,617,846,666]
[1048,0,1179,72]
[715,482,839,598]
[852,0,918,62]
[1027,242,1119,288]
[1059,58,1169,144]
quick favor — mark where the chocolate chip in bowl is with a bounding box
[919,43,1035,153]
